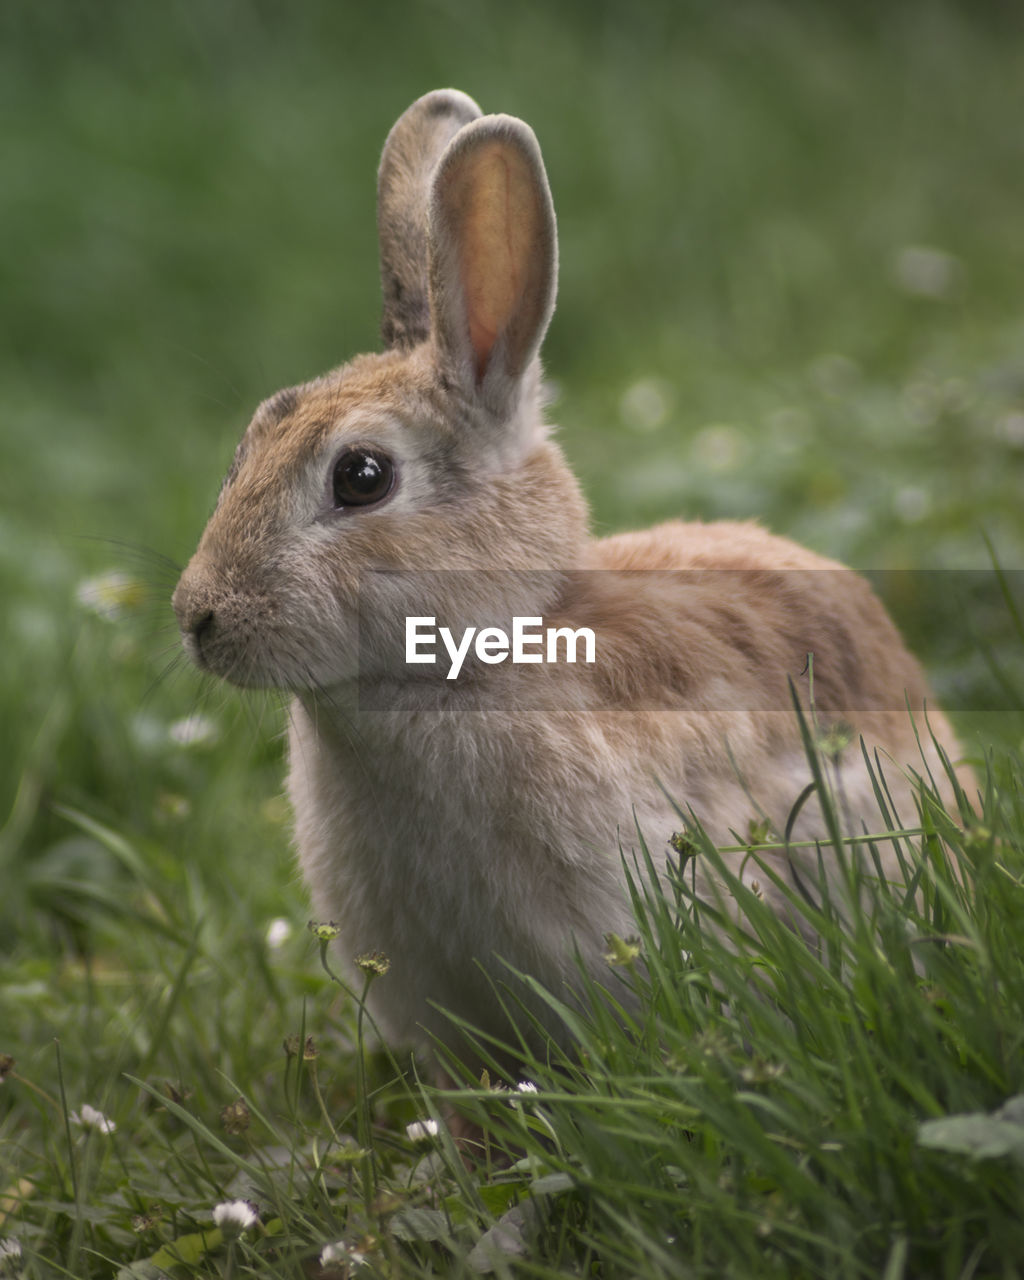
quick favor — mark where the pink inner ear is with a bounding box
[456,144,534,383]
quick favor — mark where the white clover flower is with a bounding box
[70,1103,116,1134]
[75,571,145,621]
[320,1240,367,1268]
[168,714,219,748]
[405,1118,440,1143]
[265,917,293,949]
[997,411,1024,448]
[893,485,931,525]
[891,244,964,300]
[508,1079,541,1109]
[619,377,673,432]
[213,1199,258,1236]
[692,422,745,473]
[0,1237,22,1271]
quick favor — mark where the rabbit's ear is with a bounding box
[428,115,557,420]
[377,89,483,351]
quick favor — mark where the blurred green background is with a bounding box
[2,0,1023,941]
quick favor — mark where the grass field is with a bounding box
[2,1,1024,1275]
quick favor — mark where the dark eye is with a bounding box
[331,448,395,509]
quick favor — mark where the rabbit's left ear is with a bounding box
[428,115,557,419]
[377,89,483,351]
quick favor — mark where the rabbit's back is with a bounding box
[586,517,936,725]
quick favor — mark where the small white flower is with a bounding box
[893,485,931,524]
[265,917,293,949]
[213,1199,258,1236]
[0,1237,22,1270]
[320,1240,367,1268]
[620,377,673,432]
[168,714,219,748]
[405,1118,440,1143]
[692,422,745,473]
[997,412,1024,448]
[508,1079,542,1110]
[75,571,144,621]
[70,1103,116,1134]
[891,244,964,300]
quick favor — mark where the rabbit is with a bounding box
[172,88,966,1066]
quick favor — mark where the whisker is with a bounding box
[141,647,199,709]
[165,341,246,410]
[74,534,184,582]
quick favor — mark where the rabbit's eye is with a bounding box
[332,448,395,509]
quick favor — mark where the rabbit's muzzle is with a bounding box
[173,565,225,669]
[173,560,276,687]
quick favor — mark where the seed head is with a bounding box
[283,1034,317,1060]
[221,1097,251,1135]
[308,920,341,942]
[355,950,391,978]
[669,830,699,862]
[603,933,642,966]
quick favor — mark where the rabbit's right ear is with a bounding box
[427,115,557,424]
[378,89,483,350]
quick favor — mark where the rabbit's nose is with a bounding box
[187,608,215,644]
[172,573,218,647]
[174,595,218,669]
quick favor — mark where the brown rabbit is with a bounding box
[172,89,964,1061]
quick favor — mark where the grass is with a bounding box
[3,0,1024,1275]
[3,728,1024,1277]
